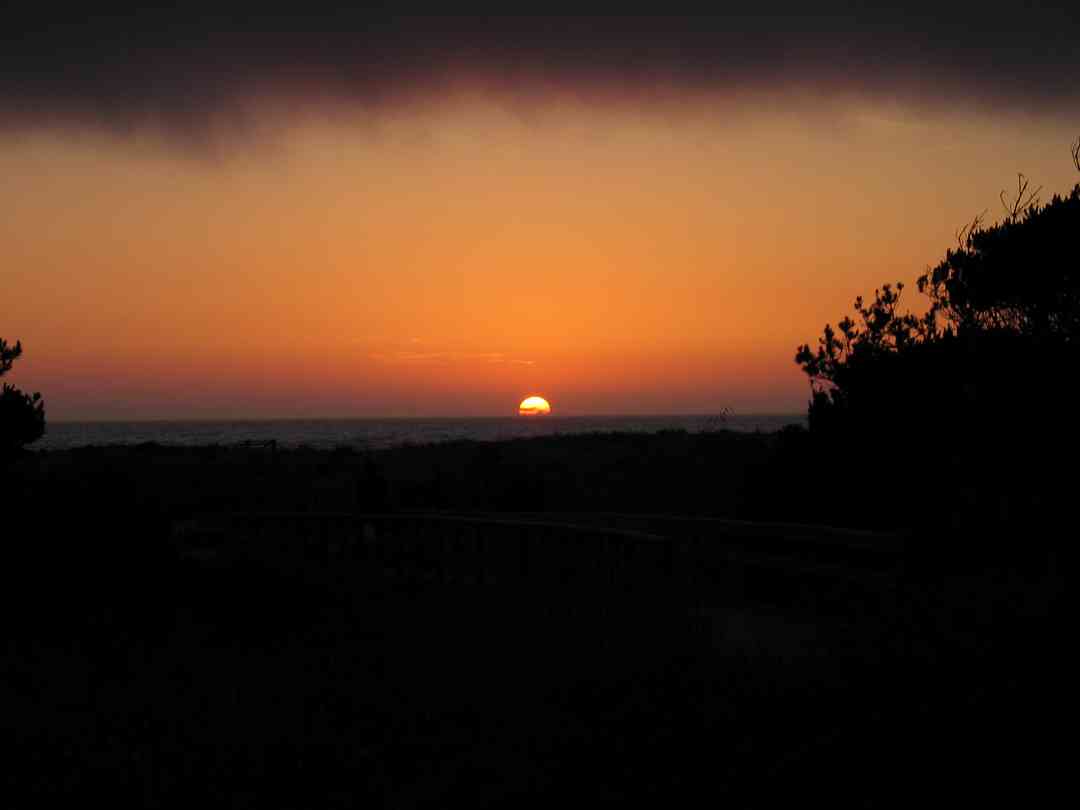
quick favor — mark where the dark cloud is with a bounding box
[3,5,1077,143]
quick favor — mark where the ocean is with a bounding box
[37,414,805,452]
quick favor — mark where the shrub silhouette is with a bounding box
[794,282,938,435]
[919,178,1080,339]
[0,337,45,457]
[798,141,1080,421]
[795,140,1080,529]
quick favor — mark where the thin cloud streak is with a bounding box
[370,350,536,366]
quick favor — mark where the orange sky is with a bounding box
[3,92,1077,419]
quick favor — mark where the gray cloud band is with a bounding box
[3,9,1077,141]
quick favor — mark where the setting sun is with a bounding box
[519,396,552,416]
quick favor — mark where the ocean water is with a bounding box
[37,414,805,451]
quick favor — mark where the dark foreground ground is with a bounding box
[3,431,1067,806]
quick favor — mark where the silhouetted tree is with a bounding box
[794,140,1080,529]
[917,177,1080,339]
[0,337,45,457]
[794,282,939,433]
[798,140,1080,423]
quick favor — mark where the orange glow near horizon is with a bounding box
[1,94,1077,421]
[519,396,552,416]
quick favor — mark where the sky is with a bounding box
[3,7,1078,420]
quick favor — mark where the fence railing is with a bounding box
[172,510,907,612]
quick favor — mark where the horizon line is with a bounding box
[47,411,807,425]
